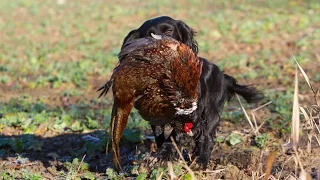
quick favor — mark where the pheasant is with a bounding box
[98,34,202,170]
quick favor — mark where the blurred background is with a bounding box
[0,0,319,179]
[1,0,320,99]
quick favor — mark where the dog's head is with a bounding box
[122,16,198,55]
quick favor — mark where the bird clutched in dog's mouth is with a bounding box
[98,33,202,171]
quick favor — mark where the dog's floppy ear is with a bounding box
[122,29,140,48]
[176,21,198,55]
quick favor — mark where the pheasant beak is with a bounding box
[184,123,194,136]
[187,130,194,136]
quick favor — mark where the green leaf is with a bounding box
[228,133,242,146]
[105,168,119,180]
[72,158,79,165]
[150,168,164,179]
[183,173,193,180]
[85,116,99,129]
[31,103,46,113]
[70,121,83,131]
[254,133,268,148]
[81,162,89,171]
[83,172,95,180]
[136,173,147,180]
[216,136,225,143]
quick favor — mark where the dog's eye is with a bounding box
[164,29,173,35]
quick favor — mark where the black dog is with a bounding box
[114,16,263,168]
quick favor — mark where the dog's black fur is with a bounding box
[120,16,263,168]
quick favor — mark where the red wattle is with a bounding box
[184,123,193,133]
